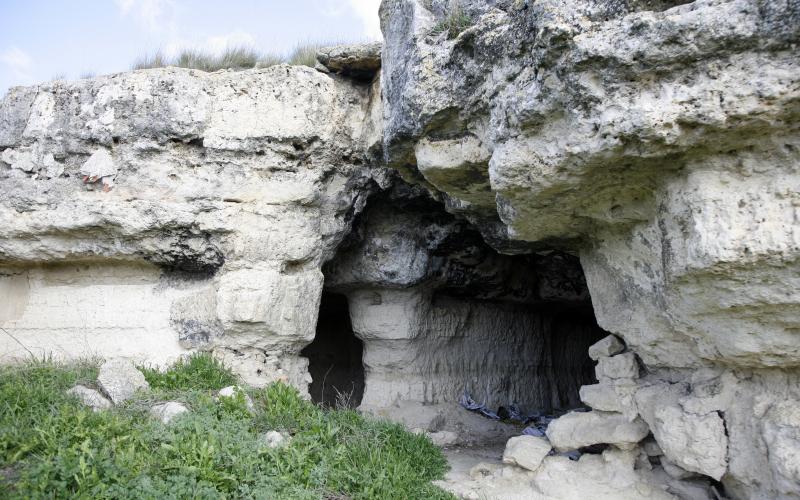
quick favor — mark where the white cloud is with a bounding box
[115,0,173,32]
[1,46,34,84]
[1,47,32,71]
[347,0,382,40]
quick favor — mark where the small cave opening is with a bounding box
[315,180,610,422]
[301,292,365,408]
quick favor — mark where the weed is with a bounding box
[0,359,453,499]
[430,4,473,39]
[132,43,338,72]
[138,352,237,391]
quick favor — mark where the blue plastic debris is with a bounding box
[522,426,546,437]
[459,390,500,420]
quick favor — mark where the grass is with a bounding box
[0,354,452,499]
[138,353,238,391]
[132,42,335,72]
[430,5,473,39]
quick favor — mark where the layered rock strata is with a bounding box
[0,65,383,390]
[379,0,800,498]
[0,0,798,498]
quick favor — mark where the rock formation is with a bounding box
[1,0,799,498]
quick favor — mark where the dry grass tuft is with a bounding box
[132,42,348,73]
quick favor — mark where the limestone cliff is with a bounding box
[378,0,800,498]
[1,1,799,499]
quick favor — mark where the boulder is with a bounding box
[580,380,639,420]
[263,430,289,449]
[218,385,255,412]
[588,335,625,360]
[546,410,650,452]
[150,402,189,424]
[502,435,552,472]
[97,359,149,404]
[580,383,623,412]
[67,384,112,411]
[651,404,728,481]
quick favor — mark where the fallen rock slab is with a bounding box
[315,42,381,80]
[546,410,650,451]
[503,435,552,472]
[97,359,149,404]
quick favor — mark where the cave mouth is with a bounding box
[315,182,610,416]
[301,292,365,408]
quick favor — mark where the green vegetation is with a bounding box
[0,355,452,499]
[132,43,334,72]
[430,5,473,39]
[138,353,238,391]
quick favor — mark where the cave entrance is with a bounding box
[317,182,610,422]
[301,292,365,408]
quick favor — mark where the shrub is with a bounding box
[430,5,473,39]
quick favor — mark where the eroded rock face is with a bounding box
[380,1,800,497]
[0,2,798,498]
[0,65,383,389]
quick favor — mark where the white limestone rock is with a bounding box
[218,385,255,412]
[97,358,149,404]
[652,404,728,481]
[502,435,552,472]
[634,381,728,481]
[67,384,112,411]
[79,149,116,180]
[546,410,650,452]
[579,382,622,412]
[595,352,640,381]
[0,65,381,391]
[263,430,289,449]
[588,335,625,361]
[532,448,677,500]
[150,401,189,424]
[379,2,800,494]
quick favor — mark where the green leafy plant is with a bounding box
[0,359,453,499]
[138,352,238,391]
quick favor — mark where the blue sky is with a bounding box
[0,0,382,95]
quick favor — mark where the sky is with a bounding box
[0,0,382,95]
